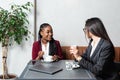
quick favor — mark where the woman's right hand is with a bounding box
[69,46,80,60]
[38,51,44,58]
[35,51,44,60]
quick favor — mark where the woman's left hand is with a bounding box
[52,55,58,61]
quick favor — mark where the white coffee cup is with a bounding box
[44,56,53,62]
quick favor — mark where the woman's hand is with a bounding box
[52,55,58,61]
[35,51,44,60]
[38,51,44,57]
[69,46,82,61]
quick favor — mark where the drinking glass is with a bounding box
[65,61,73,70]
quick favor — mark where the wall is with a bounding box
[37,0,120,46]
[0,0,34,76]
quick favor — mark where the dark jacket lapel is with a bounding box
[90,39,104,59]
[87,45,92,58]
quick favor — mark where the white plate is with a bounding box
[41,60,54,63]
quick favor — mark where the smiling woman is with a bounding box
[32,23,64,62]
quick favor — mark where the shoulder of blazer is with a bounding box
[33,40,41,50]
[33,40,40,46]
[50,39,60,45]
[54,40,60,44]
[98,39,114,51]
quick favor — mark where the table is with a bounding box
[19,60,96,80]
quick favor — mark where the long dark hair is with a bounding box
[85,17,112,44]
[38,23,52,40]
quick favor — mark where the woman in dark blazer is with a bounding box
[70,17,119,80]
[32,23,63,61]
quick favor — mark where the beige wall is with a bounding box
[37,0,120,46]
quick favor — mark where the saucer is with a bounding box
[41,59,54,63]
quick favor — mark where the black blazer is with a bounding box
[79,38,119,80]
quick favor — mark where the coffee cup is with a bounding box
[44,56,53,62]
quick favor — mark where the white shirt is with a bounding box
[42,42,50,59]
[90,38,101,57]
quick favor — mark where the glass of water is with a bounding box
[65,61,73,70]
